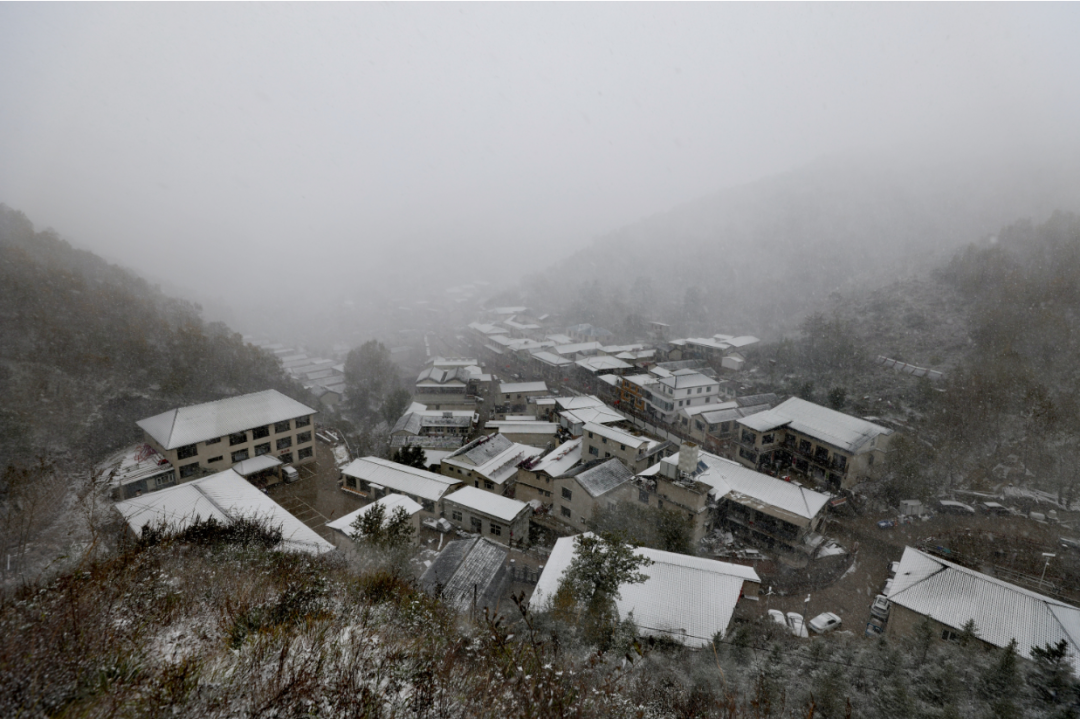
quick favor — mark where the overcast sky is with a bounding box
[2,3,1079,316]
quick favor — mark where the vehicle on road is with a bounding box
[808,612,843,634]
[786,612,809,638]
[937,500,975,515]
[870,594,890,620]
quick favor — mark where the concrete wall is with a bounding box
[443,498,530,544]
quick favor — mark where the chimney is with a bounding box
[678,441,700,476]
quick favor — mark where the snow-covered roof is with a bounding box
[136,390,317,450]
[499,381,548,394]
[560,458,633,498]
[421,536,508,613]
[545,334,574,344]
[325,494,423,538]
[658,372,717,390]
[487,422,560,435]
[560,405,626,428]
[553,342,603,356]
[428,357,480,368]
[890,546,1080,673]
[416,366,472,386]
[113,469,333,554]
[737,397,892,454]
[553,395,607,411]
[231,454,282,476]
[444,434,544,484]
[533,534,759,645]
[340,457,460,502]
[575,355,632,373]
[443,486,531,522]
[583,422,652,450]
[526,439,582,477]
[468,322,509,336]
[666,450,830,524]
[531,351,573,367]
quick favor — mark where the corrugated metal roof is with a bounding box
[737,397,892,453]
[890,547,1080,671]
[325,494,423,537]
[231,454,282,476]
[529,439,582,477]
[444,434,543,484]
[421,537,508,613]
[443,486,530,522]
[113,470,333,554]
[499,381,548,394]
[561,458,633,498]
[560,405,626,427]
[533,535,759,645]
[575,356,632,372]
[136,390,317,450]
[341,457,460,502]
[447,433,515,466]
[583,422,651,449]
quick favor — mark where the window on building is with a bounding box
[470,517,483,533]
[295,416,311,427]
[589,446,599,456]
[561,487,572,501]
[799,439,812,454]
[452,510,463,522]
[868,455,875,467]
[601,437,607,444]
[279,452,293,464]
[588,431,593,438]
[346,475,356,488]
[620,444,626,451]
[205,437,221,445]
[207,455,223,463]
[231,449,249,463]
[490,523,502,536]
[177,444,198,460]
[179,462,199,479]
[604,452,611,458]
[274,420,291,433]
[298,447,313,460]
[561,506,572,518]
[422,499,434,513]
[254,443,271,456]
[252,425,270,440]
[484,481,494,490]
[741,431,756,444]
[762,433,775,445]
[277,437,292,450]
[229,432,248,446]
[297,431,312,444]
[942,629,959,642]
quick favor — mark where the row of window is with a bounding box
[178,445,313,480]
[175,418,312,459]
[451,510,503,536]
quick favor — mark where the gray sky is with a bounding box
[2,3,1079,320]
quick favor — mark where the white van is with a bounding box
[282,466,300,484]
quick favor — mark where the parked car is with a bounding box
[870,594,891,620]
[865,617,886,637]
[768,609,787,628]
[1060,537,1080,551]
[282,466,300,483]
[808,612,843,634]
[980,501,1011,516]
[786,612,809,638]
[883,578,894,596]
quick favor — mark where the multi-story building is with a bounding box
[135,390,317,490]
[515,438,582,505]
[414,367,479,410]
[441,433,544,495]
[551,458,634,532]
[580,422,673,473]
[442,486,532,545]
[497,381,549,412]
[733,397,894,490]
[340,457,461,517]
[645,370,721,424]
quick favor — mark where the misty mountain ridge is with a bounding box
[527,151,1080,339]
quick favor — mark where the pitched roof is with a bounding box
[658,372,718,390]
[667,450,830,523]
[443,486,531,522]
[230,454,282,476]
[526,439,582,477]
[889,546,1080,672]
[575,355,632,373]
[421,537,508,613]
[533,534,759,645]
[136,390,316,450]
[560,458,633,498]
[499,381,548,394]
[340,457,460,502]
[325,494,423,538]
[113,469,333,555]
[444,434,544,484]
[737,397,892,453]
[560,405,626,428]
[582,422,652,450]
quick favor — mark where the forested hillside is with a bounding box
[0,204,309,469]
[516,155,1080,340]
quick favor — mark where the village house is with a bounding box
[734,397,894,490]
[324,493,424,553]
[654,444,831,553]
[390,405,478,450]
[441,432,544,495]
[677,393,779,450]
[617,373,658,414]
[565,323,614,343]
[497,381,549,412]
[135,389,317,488]
[551,458,634,532]
[442,486,532,545]
[340,457,461,517]
[645,370,721,424]
[421,536,510,616]
[533,534,761,646]
[529,350,574,382]
[580,421,674,473]
[886,546,1080,673]
[515,438,583,505]
[552,341,604,361]
[413,366,479,409]
[113,469,334,555]
[668,335,759,366]
[483,420,561,449]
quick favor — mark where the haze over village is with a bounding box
[4,4,1080,717]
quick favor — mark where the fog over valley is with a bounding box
[7,5,1080,718]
